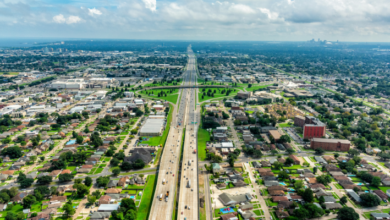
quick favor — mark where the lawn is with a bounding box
[379,186,390,193]
[95,168,104,174]
[198,127,210,161]
[245,84,273,92]
[140,89,179,104]
[265,198,278,207]
[198,87,239,102]
[278,123,292,128]
[136,175,156,220]
[253,210,262,216]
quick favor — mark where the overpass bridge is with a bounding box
[139,85,228,90]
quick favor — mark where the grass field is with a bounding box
[137,175,156,220]
[0,72,19,75]
[245,84,273,92]
[198,127,210,161]
[278,123,292,128]
[198,87,239,102]
[140,88,179,104]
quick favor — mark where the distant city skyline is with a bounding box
[1,0,390,42]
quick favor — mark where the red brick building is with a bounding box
[295,116,326,139]
[310,138,351,152]
[294,116,305,127]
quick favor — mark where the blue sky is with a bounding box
[0,0,390,42]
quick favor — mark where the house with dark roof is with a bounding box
[124,148,152,164]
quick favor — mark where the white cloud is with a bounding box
[67,16,82,24]
[142,0,156,11]
[53,14,66,23]
[53,14,82,24]
[88,8,102,16]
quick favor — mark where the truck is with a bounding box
[166,191,169,197]
[162,179,165,185]
[188,160,191,166]
[187,179,191,188]
[193,149,196,154]
[159,194,162,201]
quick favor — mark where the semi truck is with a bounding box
[159,194,162,201]
[162,179,165,185]
[165,191,169,202]
[188,160,191,166]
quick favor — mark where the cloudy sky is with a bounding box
[0,0,389,42]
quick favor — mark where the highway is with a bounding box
[149,46,197,220]
[177,50,199,220]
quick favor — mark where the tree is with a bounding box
[88,196,96,204]
[285,157,294,166]
[279,135,291,143]
[340,196,348,205]
[76,136,84,144]
[0,192,10,203]
[74,152,88,163]
[286,148,295,155]
[85,177,92,187]
[120,198,136,211]
[318,195,325,204]
[316,174,332,185]
[17,173,26,183]
[1,146,23,158]
[20,178,34,188]
[121,162,133,171]
[92,190,102,199]
[37,176,52,185]
[112,167,121,176]
[35,186,50,197]
[22,195,36,208]
[9,187,18,198]
[313,167,318,174]
[62,201,76,218]
[58,173,74,182]
[76,184,89,197]
[96,176,110,187]
[273,162,284,170]
[337,207,359,220]
[133,159,145,169]
[348,149,360,157]
[294,208,309,219]
[371,176,381,187]
[30,156,37,163]
[315,148,325,155]
[302,188,314,203]
[111,158,120,166]
[294,180,304,191]
[360,193,381,207]
[50,186,58,195]
[278,171,289,180]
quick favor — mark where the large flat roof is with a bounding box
[312,138,350,144]
[140,118,165,134]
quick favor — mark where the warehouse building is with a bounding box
[310,138,351,152]
[139,118,165,136]
[51,79,86,90]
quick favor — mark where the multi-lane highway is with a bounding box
[149,46,198,220]
[177,51,199,220]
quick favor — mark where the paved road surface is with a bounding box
[148,46,196,220]
[177,50,199,220]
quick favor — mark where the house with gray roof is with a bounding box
[346,189,361,203]
[218,193,253,206]
[371,213,390,220]
[90,212,111,220]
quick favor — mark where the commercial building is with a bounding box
[310,138,351,152]
[51,79,86,90]
[295,116,326,139]
[269,130,281,141]
[218,193,253,206]
[236,92,252,99]
[139,118,165,136]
